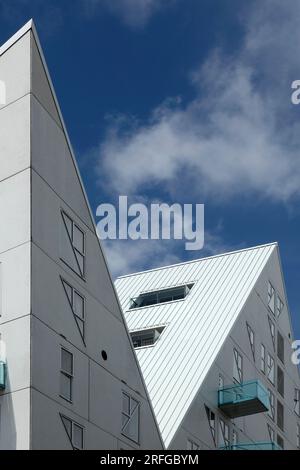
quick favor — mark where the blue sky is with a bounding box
[1,0,300,337]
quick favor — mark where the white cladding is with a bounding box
[116,243,277,447]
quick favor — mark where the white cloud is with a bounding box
[102,226,239,278]
[94,1,300,203]
[83,0,167,28]
[103,239,181,278]
[92,1,300,275]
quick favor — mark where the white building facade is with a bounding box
[0,21,163,450]
[116,243,300,450]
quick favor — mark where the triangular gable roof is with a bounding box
[0,19,126,315]
[115,243,277,447]
[1,21,164,447]
[0,20,94,232]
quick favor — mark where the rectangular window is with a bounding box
[297,423,300,449]
[61,415,84,450]
[246,323,255,361]
[268,317,275,350]
[233,349,243,383]
[268,282,275,314]
[130,326,165,349]
[187,439,199,450]
[268,389,275,421]
[122,392,140,444]
[277,400,284,431]
[60,348,73,402]
[267,353,275,384]
[219,418,230,448]
[277,331,284,364]
[261,344,266,374]
[277,366,284,398]
[295,389,300,417]
[205,406,216,445]
[277,434,284,450]
[129,284,194,309]
[61,211,85,278]
[276,296,284,318]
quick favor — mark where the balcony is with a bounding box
[0,361,6,390]
[218,380,269,418]
[221,442,282,450]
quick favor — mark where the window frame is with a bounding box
[277,400,284,432]
[268,389,275,421]
[219,418,230,448]
[60,347,74,403]
[60,414,84,450]
[61,278,86,343]
[267,423,275,443]
[277,365,284,398]
[73,290,85,333]
[121,392,140,445]
[61,210,86,279]
[267,352,275,385]
[233,348,243,384]
[130,326,165,350]
[277,331,284,364]
[246,323,255,361]
[261,344,266,374]
[205,405,216,446]
[277,434,284,450]
[276,295,284,318]
[187,439,199,450]
[129,283,194,310]
[268,282,276,315]
[268,317,275,351]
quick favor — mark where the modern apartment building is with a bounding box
[0,21,163,450]
[115,243,300,450]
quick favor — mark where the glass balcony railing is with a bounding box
[221,442,282,450]
[0,361,6,390]
[218,380,269,418]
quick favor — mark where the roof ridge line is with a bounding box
[0,19,34,56]
[116,242,278,280]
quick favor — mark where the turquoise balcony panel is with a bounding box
[218,380,269,418]
[0,361,6,390]
[221,442,282,451]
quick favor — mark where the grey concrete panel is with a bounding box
[0,31,30,110]
[0,243,30,324]
[0,95,30,182]
[31,33,62,128]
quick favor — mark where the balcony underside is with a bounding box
[219,397,268,418]
[218,380,269,418]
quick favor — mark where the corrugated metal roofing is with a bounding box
[115,243,277,447]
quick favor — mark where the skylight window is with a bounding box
[129,283,194,309]
[130,326,165,349]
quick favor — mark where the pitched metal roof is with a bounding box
[115,243,277,447]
